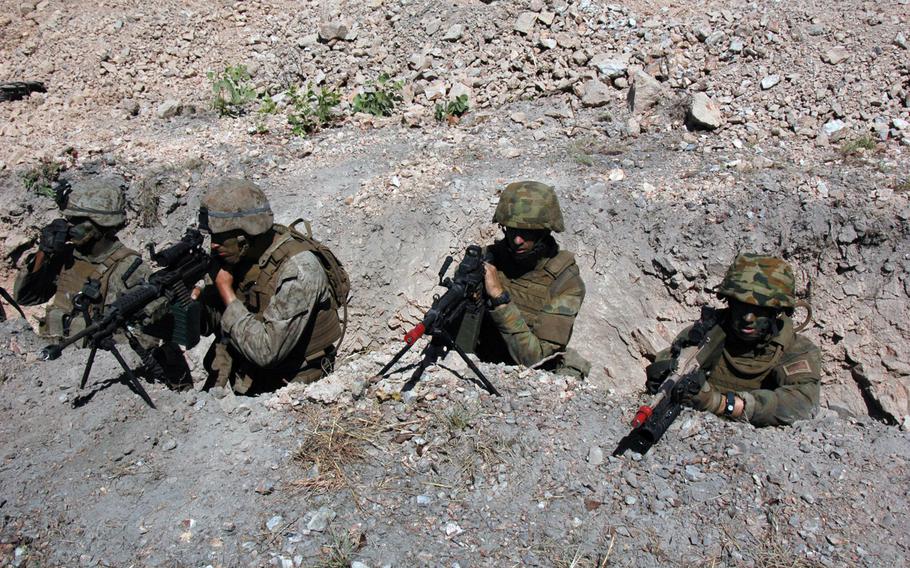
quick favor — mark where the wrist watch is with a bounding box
[489,291,511,307]
[723,392,736,416]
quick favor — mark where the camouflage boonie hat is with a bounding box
[61,178,126,227]
[492,181,565,232]
[199,178,274,236]
[717,254,796,309]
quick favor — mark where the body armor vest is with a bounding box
[707,317,794,392]
[40,242,137,338]
[499,250,577,344]
[230,225,342,391]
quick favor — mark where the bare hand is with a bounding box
[214,268,238,307]
[484,262,504,299]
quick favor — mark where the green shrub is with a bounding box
[352,73,403,117]
[207,64,257,117]
[22,157,65,198]
[434,94,470,122]
[840,135,876,157]
[286,85,342,136]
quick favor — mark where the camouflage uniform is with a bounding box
[472,181,587,373]
[199,179,343,395]
[13,179,148,339]
[649,254,821,426]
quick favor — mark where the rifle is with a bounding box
[39,229,213,407]
[376,245,500,396]
[614,307,725,456]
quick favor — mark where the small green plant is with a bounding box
[22,157,64,198]
[840,135,876,157]
[286,84,342,136]
[207,64,257,117]
[352,73,403,117]
[434,94,470,123]
[257,93,278,115]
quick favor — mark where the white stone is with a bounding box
[589,54,627,78]
[423,80,447,101]
[607,168,625,181]
[823,119,845,136]
[514,12,537,35]
[760,75,780,90]
[156,99,181,119]
[443,24,463,41]
[892,118,909,130]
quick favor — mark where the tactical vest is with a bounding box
[230,225,343,391]
[40,242,137,338]
[707,317,795,392]
[499,250,579,345]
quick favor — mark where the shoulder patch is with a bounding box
[783,359,812,376]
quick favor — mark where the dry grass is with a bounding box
[290,407,382,493]
[536,528,618,568]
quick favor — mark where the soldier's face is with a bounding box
[210,231,248,265]
[67,218,101,247]
[504,227,546,256]
[728,299,779,343]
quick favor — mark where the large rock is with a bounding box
[579,79,611,107]
[589,54,627,78]
[514,12,537,35]
[318,21,350,41]
[443,24,463,41]
[685,93,722,130]
[157,99,181,119]
[626,70,662,113]
[821,46,850,64]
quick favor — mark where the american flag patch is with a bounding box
[783,360,812,376]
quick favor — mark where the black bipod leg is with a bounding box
[101,339,156,409]
[401,338,447,393]
[376,340,416,378]
[79,346,98,390]
[441,330,500,396]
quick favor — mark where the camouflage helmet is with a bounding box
[492,181,564,233]
[61,178,126,227]
[717,254,796,309]
[199,178,274,236]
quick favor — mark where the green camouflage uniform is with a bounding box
[472,181,587,374]
[650,254,821,426]
[652,314,821,426]
[476,238,585,368]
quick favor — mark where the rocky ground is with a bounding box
[1,0,909,566]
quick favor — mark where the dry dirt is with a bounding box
[0,0,909,566]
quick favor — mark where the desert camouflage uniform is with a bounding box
[199,179,342,395]
[14,240,146,338]
[12,178,148,339]
[476,238,585,368]
[651,254,821,426]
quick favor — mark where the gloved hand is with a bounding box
[645,359,674,394]
[39,218,70,254]
[678,374,723,413]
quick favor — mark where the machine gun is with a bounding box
[40,229,213,407]
[614,307,725,456]
[376,245,500,395]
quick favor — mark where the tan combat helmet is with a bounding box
[717,254,796,309]
[492,181,565,233]
[199,178,274,236]
[61,178,127,227]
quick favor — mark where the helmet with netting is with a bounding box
[61,178,126,227]
[717,254,796,309]
[199,178,274,236]
[492,181,564,233]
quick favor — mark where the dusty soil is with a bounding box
[1,0,909,566]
